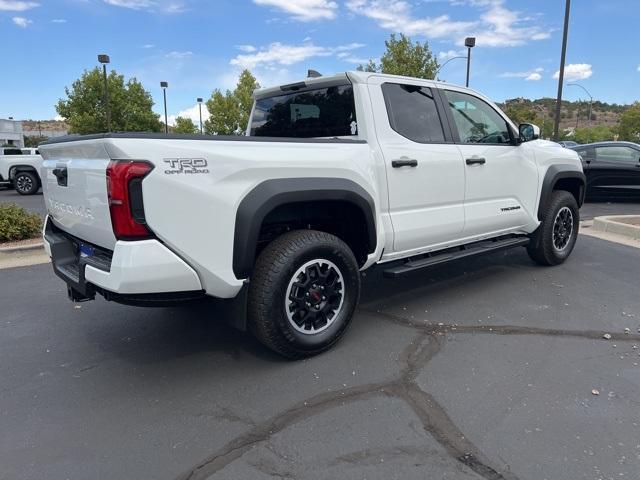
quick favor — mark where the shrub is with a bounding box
[0,204,42,242]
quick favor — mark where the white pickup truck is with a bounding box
[40,71,585,358]
[0,150,43,195]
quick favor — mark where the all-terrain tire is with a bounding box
[527,190,579,266]
[14,171,40,195]
[247,230,361,359]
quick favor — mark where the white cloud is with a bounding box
[168,103,209,127]
[346,0,473,39]
[347,0,551,48]
[103,0,154,8]
[236,44,257,53]
[0,0,39,11]
[12,16,32,27]
[165,50,193,59]
[253,0,338,21]
[637,65,640,72]
[163,2,186,13]
[439,49,466,60]
[553,63,593,81]
[52,18,66,23]
[230,41,364,69]
[501,67,543,81]
[142,43,155,48]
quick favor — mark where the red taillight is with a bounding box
[106,160,154,239]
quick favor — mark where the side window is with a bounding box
[444,90,512,144]
[381,83,445,143]
[595,146,639,164]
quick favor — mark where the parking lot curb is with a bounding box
[592,215,640,240]
[0,242,48,269]
[0,242,44,255]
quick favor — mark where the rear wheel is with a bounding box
[14,171,39,195]
[248,230,360,359]
[527,190,579,266]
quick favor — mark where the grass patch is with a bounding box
[0,204,42,243]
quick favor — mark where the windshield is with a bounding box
[250,84,357,138]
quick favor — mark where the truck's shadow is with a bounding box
[82,247,537,367]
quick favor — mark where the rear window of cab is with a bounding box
[250,84,357,138]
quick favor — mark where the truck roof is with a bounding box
[253,70,485,101]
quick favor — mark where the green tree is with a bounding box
[173,116,198,134]
[618,102,640,141]
[357,34,439,79]
[205,69,260,135]
[572,125,616,144]
[23,135,48,147]
[56,68,162,134]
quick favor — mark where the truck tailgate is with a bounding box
[40,140,117,251]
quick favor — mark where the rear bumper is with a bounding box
[43,217,204,303]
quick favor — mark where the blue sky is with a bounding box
[1,0,639,123]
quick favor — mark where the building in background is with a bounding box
[0,118,24,147]
[22,120,69,139]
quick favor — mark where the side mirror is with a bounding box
[519,123,540,142]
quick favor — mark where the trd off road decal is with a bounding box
[163,158,210,175]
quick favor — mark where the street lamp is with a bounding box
[553,0,571,140]
[434,56,468,81]
[533,104,547,139]
[567,83,593,127]
[160,81,169,134]
[464,37,475,88]
[98,54,111,132]
[197,97,203,134]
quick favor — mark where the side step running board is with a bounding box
[383,237,530,278]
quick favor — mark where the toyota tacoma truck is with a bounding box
[39,71,585,358]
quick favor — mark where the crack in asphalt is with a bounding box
[177,306,639,480]
[362,308,640,343]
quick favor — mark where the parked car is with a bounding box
[39,71,585,358]
[558,141,579,148]
[0,147,25,156]
[0,152,43,195]
[21,147,40,155]
[571,142,640,200]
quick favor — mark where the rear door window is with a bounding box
[250,84,357,138]
[381,83,445,143]
[595,146,640,165]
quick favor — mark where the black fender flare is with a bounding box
[233,177,377,279]
[537,165,586,220]
[9,165,40,181]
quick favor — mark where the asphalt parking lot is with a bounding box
[2,205,640,479]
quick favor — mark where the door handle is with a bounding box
[392,158,418,168]
[466,157,486,165]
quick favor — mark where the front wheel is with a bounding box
[527,190,579,266]
[248,230,361,359]
[14,171,40,195]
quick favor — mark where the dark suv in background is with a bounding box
[571,142,640,200]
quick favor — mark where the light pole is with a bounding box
[533,104,546,138]
[464,37,476,87]
[434,56,468,81]
[98,54,111,132]
[160,81,168,134]
[567,83,593,127]
[197,97,203,134]
[553,0,571,140]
